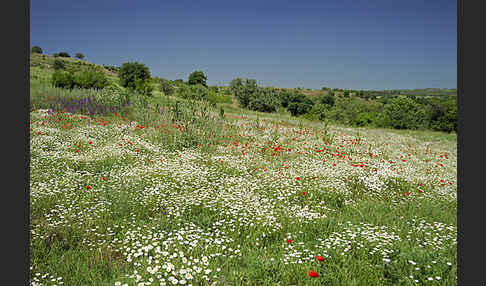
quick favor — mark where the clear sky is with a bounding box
[30,0,457,90]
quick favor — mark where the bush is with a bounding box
[325,97,382,126]
[176,84,208,101]
[190,84,209,101]
[306,103,329,121]
[188,71,208,87]
[248,88,280,113]
[53,59,65,70]
[278,90,295,108]
[208,92,232,105]
[133,78,154,96]
[119,62,150,90]
[58,52,70,58]
[160,78,175,96]
[51,71,74,89]
[383,96,425,129]
[425,97,457,133]
[355,112,378,127]
[286,93,314,116]
[233,79,258,108]
[73,68,108,89]
[75,53,85,59]
[319,93,335,107]
[31,46,42,54]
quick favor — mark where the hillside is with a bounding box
[30,52,119,77]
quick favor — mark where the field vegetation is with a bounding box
[30,52,456,286]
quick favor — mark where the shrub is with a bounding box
[190,84,209,101]
[160,78,175,96]
[73,68,108,89]
[51,71,74,89]
[320,93,335,107]
[286,93,314,116]
[278,90,295,108]
[208,92,232,105]
[58,52,70,58]
[176,84,208,101]
[306,103,329,121]
[75,53,85,59]
[355,112,378,127]
[119,62,151,92]
[233,79,258,108]
[383,96,426,129]
[425,97,457,133]
[133,78,154,96]
[31,46,42,54]
[53,59,65,70]
[248,88,280,113]
[187,71,208,87]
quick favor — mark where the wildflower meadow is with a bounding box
[30,61,457,286]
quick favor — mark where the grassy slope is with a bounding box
[29,58,457,286]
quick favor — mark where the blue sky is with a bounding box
[30,0,457,90]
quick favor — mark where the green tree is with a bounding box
[51,70,74,89]
[119,62,151,92]
[73,68,108,89]
[159,78,175,96]
[248,88,279,113]
[58,52,70,58]
[383,96,425,129]
[286,93,314,116]
[187,71,207,87]
[31,46,42,54]
[75,53,85,59]
[232,78,258,108]
[229,77,244,102]
[53,59,65,70]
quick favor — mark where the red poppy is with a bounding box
[86,185,91,190]
[296,177,300,181]
[286,239,292,244]
[302,191,306,196]
[316,256,325,262]
[308,270,319,278]
[102,176,106,181]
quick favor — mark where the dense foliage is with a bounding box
[73,68,108,90]
[53,59,65,70]
[159,78,175,96]
[58,52,71,58]
[119,62,152,95]
[31,46,43,54]
[187,71,208,87]
[51,68,108,90]
[51,70,75,89]
[229,78,457,133]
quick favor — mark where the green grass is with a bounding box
[29,61,456,286]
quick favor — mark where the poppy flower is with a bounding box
[102,176,106,181]
[302,192,306,196]
[316,256,325,262]
[86,185,91,190]
[296,177,300,181]
[286,239,292,244]
[308,270,319,278]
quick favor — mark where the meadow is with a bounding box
[30,60,457,286]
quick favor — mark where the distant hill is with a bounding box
[29,52,119,77]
